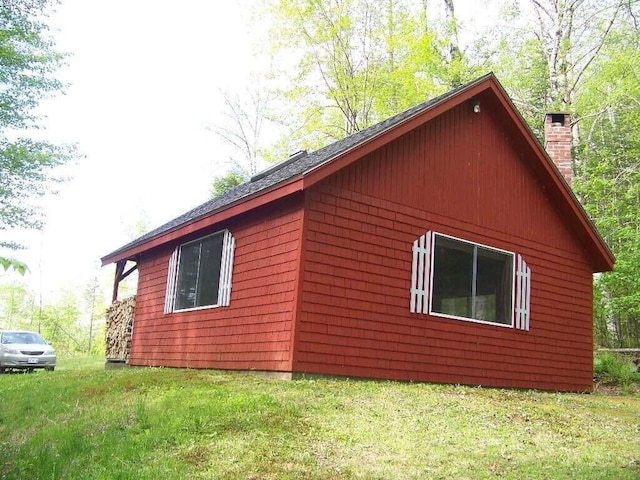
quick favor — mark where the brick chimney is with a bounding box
[544,113,573,185]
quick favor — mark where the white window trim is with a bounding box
[410,231,531,330]
[164,229,235,314]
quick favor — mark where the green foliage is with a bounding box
[262,0,471,151]
[481,35,551,136]
[0,367,639,479]
[0,280,35,328]
[477,0,632,137]
[594,351,640,387]
[0,0,75,257]
[0,0,63,129]
[38,290,85,356]
[573,26,640,347]
[0,256,28,274]
[0,279,106,356]
[210,169,248,198]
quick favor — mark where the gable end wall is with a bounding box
[294,101,594,391]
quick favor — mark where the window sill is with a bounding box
[429,310,514,328]
[168,303,225,314]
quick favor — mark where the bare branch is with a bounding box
[570,1,622,94]
[212,85,269,175]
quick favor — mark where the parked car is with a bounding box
[0,330,56,373]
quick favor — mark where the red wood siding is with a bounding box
[129,196,303,371]
[295,100,595,391]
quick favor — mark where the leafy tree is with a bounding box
[0,279,83,352]
[529,0,624,109]
[0,280,36,329]
[0,273,109,355]
[39,289,84,355]
[260,0,469,151]
[573,26,640,347]
[211,169,248,198]
[477,0,630,134]
[0,0,75,270]
[214,0,481,175]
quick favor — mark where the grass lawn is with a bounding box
[0,358,638,479]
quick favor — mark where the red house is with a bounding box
[101,73,613,392]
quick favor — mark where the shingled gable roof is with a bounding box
[101,73,614,272]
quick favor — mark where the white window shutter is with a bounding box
[515,254,531,331]
[164,248,179,314]
[410,231,432,314]
[218,230,236,307]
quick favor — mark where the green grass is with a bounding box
[1,359,639,479]
[56,355,106,371]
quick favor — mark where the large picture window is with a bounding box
[410,231,531,330]
[431,235,513,325]
[164,230,235,313]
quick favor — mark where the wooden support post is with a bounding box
[111,260,138,303]
[112,261,125,303]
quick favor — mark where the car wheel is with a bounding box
[45,366,55,372]
[27,368,34,373]
[0,367,5,374]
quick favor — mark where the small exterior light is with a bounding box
[470,99,481,114]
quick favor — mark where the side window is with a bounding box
[164,230,235,313]
[410,231,531,330]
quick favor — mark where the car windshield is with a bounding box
[1,332,47,345]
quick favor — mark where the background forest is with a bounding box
[1,0,639,353]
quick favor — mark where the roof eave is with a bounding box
[100,177,305,266]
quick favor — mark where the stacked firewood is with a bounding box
[106,296,136,361]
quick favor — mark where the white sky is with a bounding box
[4,0,262,301]
[2,0,504,304]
